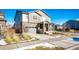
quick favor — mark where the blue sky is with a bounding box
[0,9,79,25]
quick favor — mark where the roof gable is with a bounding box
[35,10,51,18]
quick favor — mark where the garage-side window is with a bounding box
[33,16,37,20]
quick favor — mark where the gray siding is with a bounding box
[28,13,41,23]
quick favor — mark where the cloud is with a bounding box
[76,19,79,20]
[6,21,14,28]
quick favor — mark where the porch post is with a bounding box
[48,23,49,31]
[43,22,45,33]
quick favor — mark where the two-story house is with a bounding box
[14,10,52,34]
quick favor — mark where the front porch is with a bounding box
[36,21,51,34]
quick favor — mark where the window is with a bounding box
[0,16,4,19]
[33,16,37,20]
[0,16,4,20]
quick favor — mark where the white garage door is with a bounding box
[27,28,36,34]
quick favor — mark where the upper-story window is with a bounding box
[0,16,4,20]
[33,16,37,20]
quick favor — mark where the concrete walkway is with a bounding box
[0,40,44,50]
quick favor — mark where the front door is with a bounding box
[36,23,43,34]
[45,24,48,31]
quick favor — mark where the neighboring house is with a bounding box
[54,24,64,31]
[14,10,53,34]
[63,20,79,31]
[0,12,6,34]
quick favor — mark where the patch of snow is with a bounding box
[26,43,54,49]
[31,37,37,40]
[0,39,7,45]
